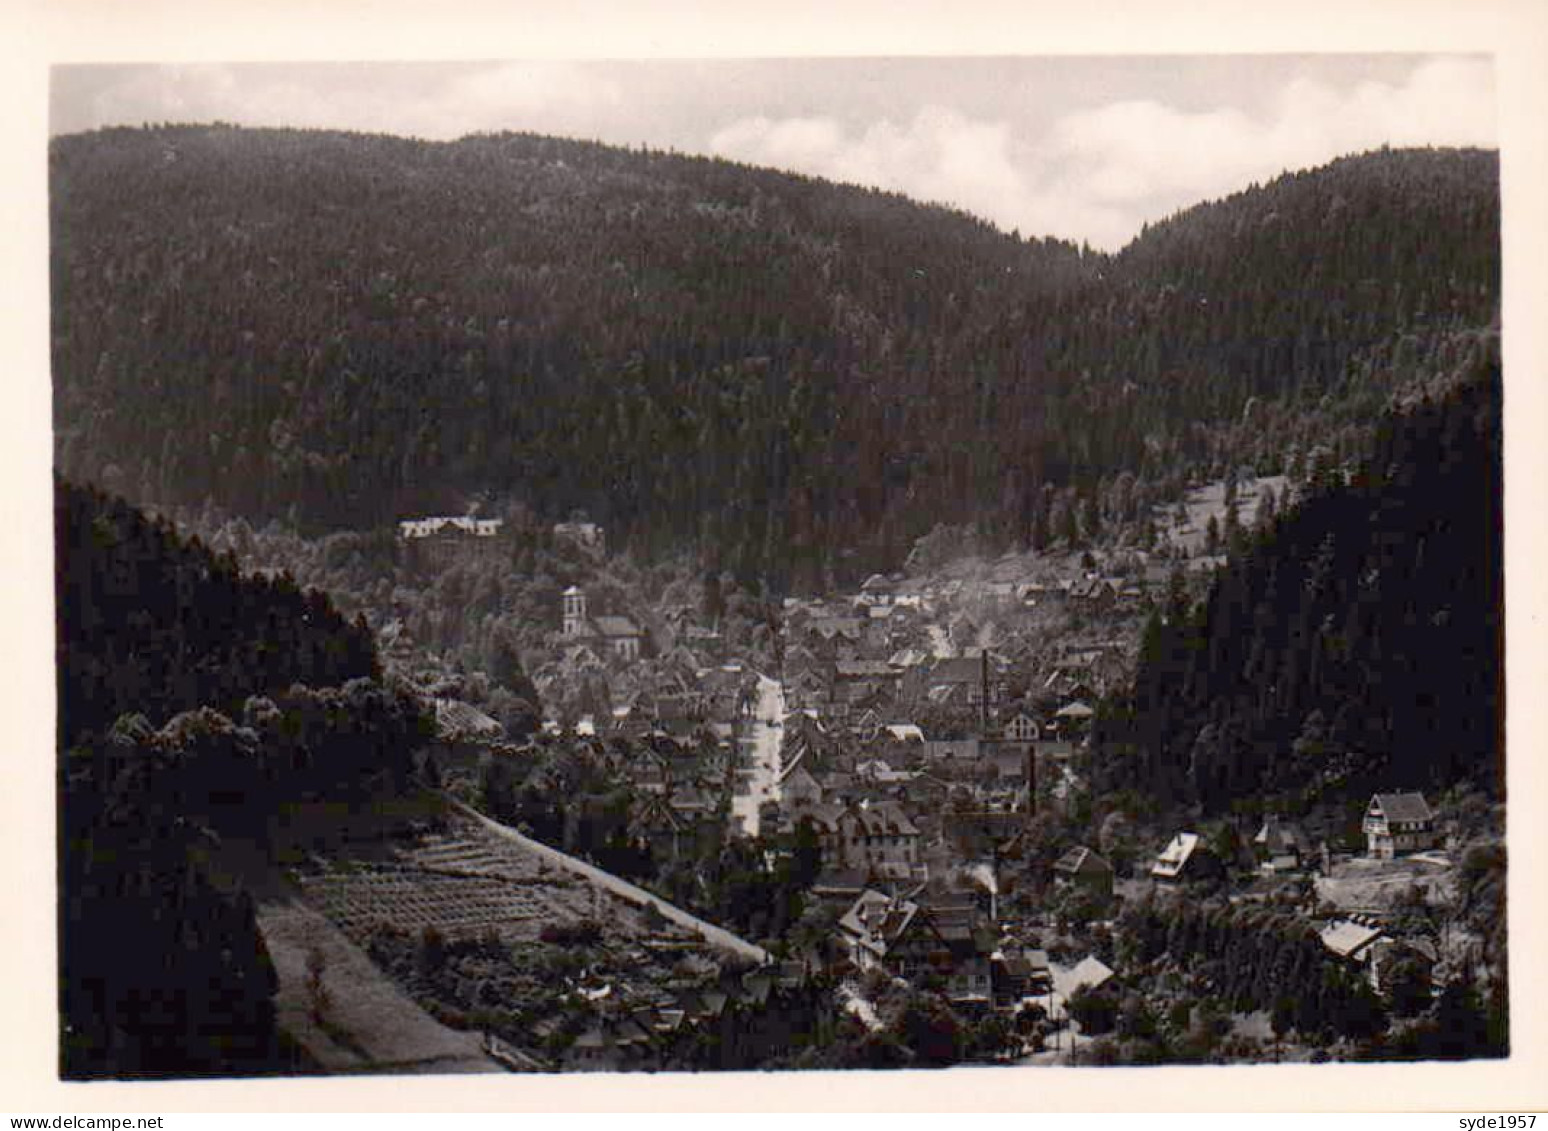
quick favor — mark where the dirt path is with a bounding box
[256,897,501,1075]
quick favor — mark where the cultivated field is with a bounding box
[297,812,695,947]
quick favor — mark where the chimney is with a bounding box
[980,649,990,732]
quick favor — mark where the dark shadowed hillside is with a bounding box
[51,127,1498,588]
[56,478,432,1077]
[1094,351,1503,812]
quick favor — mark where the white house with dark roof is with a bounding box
[1151,831,1221,883]
[1363,792,1437,859]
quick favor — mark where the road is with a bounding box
[731,674,785,838]
[448,797,771,965]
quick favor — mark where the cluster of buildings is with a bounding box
[395,512,607,571]
[803,784,1444,1024]
[544,960,815,1072]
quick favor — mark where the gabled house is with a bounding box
[860,574,895,602]
[1001,711,1041,742]
[805,616,864,649]
[630,790,692,860]
[1254,815,1313,872]
[1071,578,1118,611]
[838,890,923,975]
[1053,846,1114,900]
[837,890,993,1004]
[1319,917,1387,986]
[802,800,922,880]
[1048,956,1116,1022]
[1151,831,1221,883]
[1053,699,1095,734]
[1363,792,1437,859]
[779,755,824,810]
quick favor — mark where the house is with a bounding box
[397,514,504,569]
[1001,711,1041,742]
[860,574,895,602]
[1047,956,1116,1021]
[1053,700,1095,734]
[837,891,993,1005]
[630,790,693,860]
[838,890,924,975]
[1071,578,1118,612]
[802,800,922,880]
[854,759,917,787]
[924,737,982,762]
[1053,846,1115,900]
[924,655,1000,709]
[779,755,824,810]
[1319,917,1387,983]
[922,894,996,1007]
[980,739,1034,786]
[1151,831,1221,883]
[805,617,864,648]
[991,947,1053,1011]
[834,659,901,701]
[561,587,644,661]
[1363,792,1438,859]
[1254,815,1313,871]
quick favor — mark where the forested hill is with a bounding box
[57,477,430,1076]
[56,476,380,744]
[1092,353,1503,813]
[51,126,1498,588]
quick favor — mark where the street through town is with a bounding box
[731,674,785,838]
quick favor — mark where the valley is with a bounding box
[49,124,1505,1077]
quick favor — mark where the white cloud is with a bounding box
[1038,56,1496,247]
[707,56,1494,250]
[710,105,1032,232]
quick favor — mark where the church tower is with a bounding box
[562,586,587,636]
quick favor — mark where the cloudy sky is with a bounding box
[51,53,1496,253]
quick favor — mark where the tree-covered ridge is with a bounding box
[51,127,1498,588]
[56,475,380,744]
[1094,351,1503,812]
[56,478,433,1077]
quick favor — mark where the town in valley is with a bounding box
[49,58,1505,1080]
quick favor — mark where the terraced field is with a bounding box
[301,866,575,942]
[295,810,720,954]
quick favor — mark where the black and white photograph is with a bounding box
[7,0,1548,1115]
